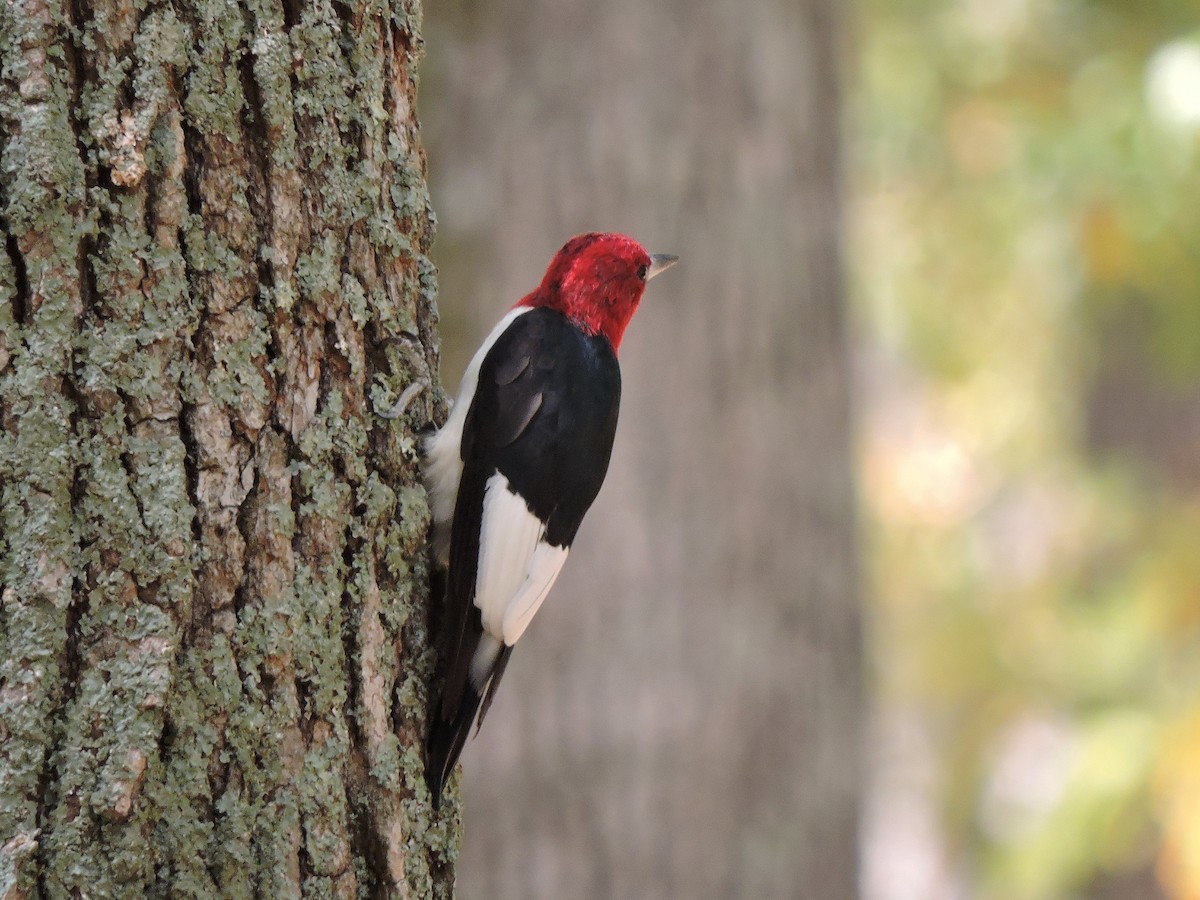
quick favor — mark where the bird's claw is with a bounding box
[379,380,428,420]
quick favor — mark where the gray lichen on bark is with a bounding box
[0,0,455,895]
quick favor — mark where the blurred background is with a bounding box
[419,0,1200,897]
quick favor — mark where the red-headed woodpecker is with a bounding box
[423,232,678,807]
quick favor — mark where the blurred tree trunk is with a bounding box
[0,0,455,896]
[425,0,861,897]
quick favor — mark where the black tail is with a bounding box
[425,641,514,810]
[425,685,484,811]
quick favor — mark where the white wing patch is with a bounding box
[501,541,567,644]
[474,473,569,648]
[475,475,542,636]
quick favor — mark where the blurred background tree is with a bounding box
[422,0,860,897]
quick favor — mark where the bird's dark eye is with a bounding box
[637,264,648,280]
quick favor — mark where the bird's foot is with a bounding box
[379,380,428,420]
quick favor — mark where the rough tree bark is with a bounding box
[425,0,860,896]
[0,0,455,896]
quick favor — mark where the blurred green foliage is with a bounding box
[854,0,1200,897]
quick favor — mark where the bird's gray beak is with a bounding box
[646,253,679,280]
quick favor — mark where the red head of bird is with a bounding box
[518,232,679,351]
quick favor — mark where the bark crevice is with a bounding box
[3,230,29,325]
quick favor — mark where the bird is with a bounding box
[422,232,678,808]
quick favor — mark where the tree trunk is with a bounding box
[424,0,861,897]
[0,0,453,895]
